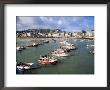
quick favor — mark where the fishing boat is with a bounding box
[60,41,76,50]
[59,41,67,45]
[60,41,73,45]
[26,43,38,47]
[20,46,26,49]
[16,66,23,74]
[16,46,23,51]
[17,64,30,70]
[51,49,69,57]
[26,45,33,47]
[52,39,56,42]
[38,40,44,45]
[60,47,71,52]
[26,63,41,69]
[86,44,94,47]
[16,62,40,70]
[43,40,49,43]
[38,55,58,65]
[52,52,69,57]
[54,48,65,53]
[32,43,38,47]
[61,45,76,50]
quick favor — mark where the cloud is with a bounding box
[57,20,62,25]
[18,17,34,25]
[48,18,53,22]
[16,16,94,31]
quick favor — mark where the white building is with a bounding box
[27,32,31,37]
[52,33,60,37]
[47,33,52,37]
[86,31,94,37]
[59,32,64,37]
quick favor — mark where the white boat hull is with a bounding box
[52,53,69,57]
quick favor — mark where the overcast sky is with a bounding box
[16,16,94,32]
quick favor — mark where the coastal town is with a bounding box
[16,29,94,39]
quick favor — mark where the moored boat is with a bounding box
[86,44,94,47]
[38,55,58,65]
[51,49,69,57]
[16,46,23,51]
[52,39,56,42]
[61,45,76,50]
[52,53,69,57]
[17,64,30,70]
[43,40,49,43]
[60,41,73,45]
[16,62,41,70]
[26,43,38,47]
[32,43,38,47]
[20,46,26,49]
[26,45,33,47]
[16,66,23,74]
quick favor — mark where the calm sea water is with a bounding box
[16,38,94,74]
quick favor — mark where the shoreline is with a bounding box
[17,37,94,40]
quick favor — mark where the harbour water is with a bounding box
[16,38,94,74]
